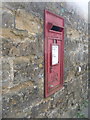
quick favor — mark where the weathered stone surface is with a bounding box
[1,2,88,119]
[11,29,28,37]
[2,38,13,56]
[1,28,30,42]
[13,58,33,84]
[2,33,43,57]
[31,100,51,118]
[2,10,15,28]
[46,108,60,118]
[13,56,44,85]
[15,9,43,34]
[2,60,11,89]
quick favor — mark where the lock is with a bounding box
[53,39,57,44]
[44,10,64,97]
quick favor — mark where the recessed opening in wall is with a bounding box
[50,25,63,32]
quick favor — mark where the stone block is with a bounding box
[2,10,15,28]
[2,60,11,89]
[46,108,60,118]
[31,100,51,118]
[13,56,43,85]
[15,9,43,34]
[13,60,32,84]
[11,29,28,37]
[2,38,13,56]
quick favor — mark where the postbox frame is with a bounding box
[44,10,64,98]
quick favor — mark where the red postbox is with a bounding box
[44,10,64,97]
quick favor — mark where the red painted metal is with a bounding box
[44,10,64,98]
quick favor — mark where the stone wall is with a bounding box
[1,2,88,118]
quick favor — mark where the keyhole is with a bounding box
[53,39,57,44]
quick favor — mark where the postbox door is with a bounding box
[44,10,64,97]
[47,38,61,92]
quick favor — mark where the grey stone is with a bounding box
[2,11,15,28]
[2,38,13,56]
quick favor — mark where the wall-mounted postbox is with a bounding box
[44,10,64,97]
